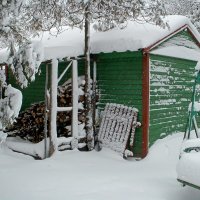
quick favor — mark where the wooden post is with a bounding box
[142,52,150,158]
[72,60,78,138]
[44,63,49,158]
[49,58,58,156]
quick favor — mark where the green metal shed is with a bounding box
[3,15,200,158]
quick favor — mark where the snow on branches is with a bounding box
[0,0,28,47]
[9,41,44,88]
[163,0,200,32]
[0,66,22,131]
[62,0,167,31]
[0,0,168,47]
[190,1,200,32]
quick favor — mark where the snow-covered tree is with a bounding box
[0,69,22,131]
[163,0,194,15]
[163,0,200,31]
[61,0,167,151]
[0,0,25,47]
[0,0,167,155]
[190,1,200,31]
[0,0,65,47]
[0,1,45,88]
[0,68,22,144]
[0,1,70,88]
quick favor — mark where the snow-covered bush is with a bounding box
[0,84,22,129]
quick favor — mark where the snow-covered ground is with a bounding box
[177,138,200,188]
[0,132,200,200]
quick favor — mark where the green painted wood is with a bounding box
[96,51,143,156]
[8,64,46,111]
[150,94,193,101]
[100,85,143,91]
[150,89,193,96]
[150,109,186,118]
[150,115,187,124]
[98,82,142,89]
[149,54,197,145]
[150,103,192,111]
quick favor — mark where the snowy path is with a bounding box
[0,133,200,200]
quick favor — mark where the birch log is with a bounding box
[49,58,58,156]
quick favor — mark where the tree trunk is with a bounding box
[49,58,58,156]
[84,4,94,150]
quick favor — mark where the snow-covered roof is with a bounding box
[41,27,84,60]
[91,15,200,54]
[0,15,200,63]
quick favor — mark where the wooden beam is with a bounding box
[187,27,200,48]
[57,107,72,112]
[57,61,72,84]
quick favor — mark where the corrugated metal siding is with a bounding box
[96,51,143,156]
[149,54,197,144]
[8,61,85,111]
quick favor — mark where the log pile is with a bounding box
[6,78,87,143]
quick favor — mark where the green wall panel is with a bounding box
[8,64,46,111]
[149,54,197,144]
[96,51,143,156]
[8,60,85,111]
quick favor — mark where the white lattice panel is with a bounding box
[98,103,139,155]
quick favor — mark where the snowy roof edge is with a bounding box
[0,15,200,64]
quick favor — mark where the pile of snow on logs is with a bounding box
[6,77,87,144]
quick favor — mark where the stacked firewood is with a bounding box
[6,79,86,143]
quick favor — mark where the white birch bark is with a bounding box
[49,58,58,156]
[84,4,94,150]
